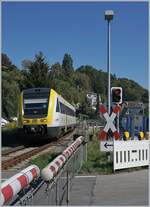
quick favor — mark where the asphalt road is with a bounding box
[69,169,149,205]
[3,169,148,205]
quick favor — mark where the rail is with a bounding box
[2,130,76,170]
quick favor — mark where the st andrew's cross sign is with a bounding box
[99,105,121,140]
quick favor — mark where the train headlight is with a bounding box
[40,119,47,123]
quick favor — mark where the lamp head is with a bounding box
[105,10,114,21]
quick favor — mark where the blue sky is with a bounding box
[2,1,148,89]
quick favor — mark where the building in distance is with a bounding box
[86,92,101,110]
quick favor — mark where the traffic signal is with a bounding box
[111,87,122,104]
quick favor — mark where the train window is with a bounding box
[56,99,60,112]
[67,107,69,115]
[59,101,75,116]
[23,90,50,118]
[64,104,66,114]
[23,98,48,118]
[60,102,62,113]
[60,102,65,114]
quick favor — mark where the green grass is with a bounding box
[29,153,59,169]
[80,134,113,174]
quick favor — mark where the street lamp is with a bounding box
[105,10,114,115]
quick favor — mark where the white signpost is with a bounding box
[100,141,113,152]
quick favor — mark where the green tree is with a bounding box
[141,90,148,103]
[74,71,91,92]
[50,62,63,80]
[22,52,50,88]
[21,59,32,69]
[62,53,74,79]
[2,54,21,118]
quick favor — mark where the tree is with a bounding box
[50,62,63,79]
[21,59,32,69]
[62,53,74,79]
[2,53,21,118]
[2,72,20,118]
[74,72,91,91]
[2,53,17,71]
[141,90,148,103]
[2,53,12,67]
[22,52,50,88]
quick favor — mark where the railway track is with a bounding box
[2,130,76,170]
[2,146,25,156]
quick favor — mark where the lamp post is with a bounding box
[105,10,114,115]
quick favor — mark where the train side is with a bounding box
[17,88,76,138]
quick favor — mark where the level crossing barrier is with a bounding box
[0,165,40,206]
[1,135,87,206]
[39,136,85,205]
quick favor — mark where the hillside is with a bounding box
[77,65,148,103]
[2,52,148,119]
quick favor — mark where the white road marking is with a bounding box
[75,175,96,178]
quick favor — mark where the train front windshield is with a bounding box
[23,92,50,118]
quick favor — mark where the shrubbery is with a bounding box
[80,134,113,174]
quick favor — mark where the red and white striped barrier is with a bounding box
[41,155,66,182]
[62,136,84,159]
[0,165,40,206]
[41,136,84,182]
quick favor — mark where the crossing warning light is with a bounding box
[123,131,130,140]
[138,131,144,140]
[111,87,122,104]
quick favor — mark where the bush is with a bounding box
[4,121,17,128]
[80,134,113,174]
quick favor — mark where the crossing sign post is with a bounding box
[99,104,121,140]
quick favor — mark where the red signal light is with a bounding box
[114,89,121,95]
[111,87,122,104]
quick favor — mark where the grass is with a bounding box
[29,132,113,173]
[80,133,113,174]
[29,153,59,169]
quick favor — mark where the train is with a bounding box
[17,88,76,138]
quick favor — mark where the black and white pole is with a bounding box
[105,10,114,115]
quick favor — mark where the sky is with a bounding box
[2,1,148,89]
